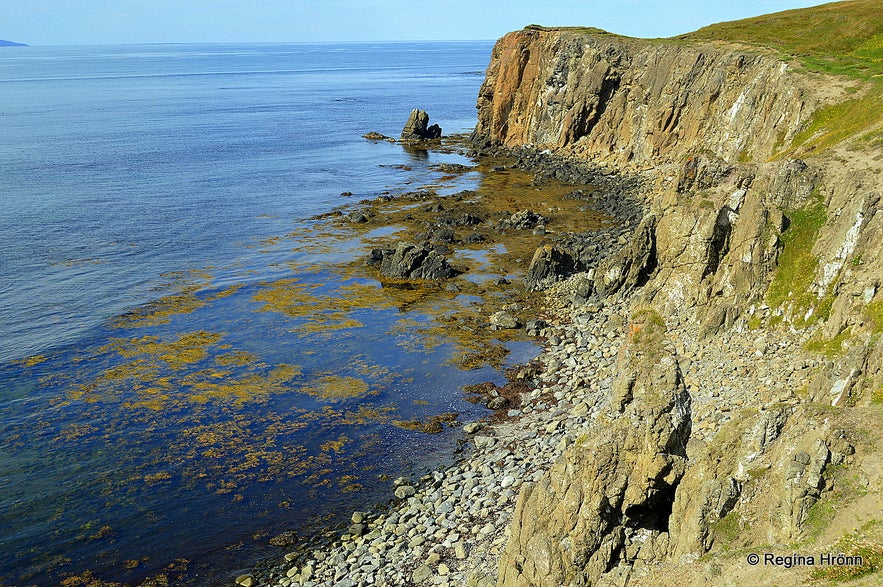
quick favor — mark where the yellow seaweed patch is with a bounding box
[183,363,301,405]
[320,435,350,453]
[143,472,172,485]
[205,283,244,301]
[392,412,459,434]
[54,423,99,443]
[113,279,241,329]
[70,329,305,409]
[114,287,206,328]
[456,342,511,370]
[302,375,371,401]
[214,350,259,367]
[100,331,224,369]
[15,354,48,367]
[254,274,440,336]
[295,316,366,335]
[339,475,363,493]
[340,405,396,425]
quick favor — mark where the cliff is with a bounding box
[473,28,812,167]
[473,3,883,586]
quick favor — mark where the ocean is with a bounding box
[0,41,538,586]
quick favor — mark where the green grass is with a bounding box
[810,520,883,583]
[766,192,829,327]
[805,328,852,357]
[629,306,667,360]
[712,511,743,546]
[866,299,883,334]
[678,0,883,156]
[780,81,883,157]
[680,0,883,80]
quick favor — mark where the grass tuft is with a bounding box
[766,191,828,327]
[810,520,883,583]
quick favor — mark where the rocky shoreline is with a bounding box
[222,142,646,586]
[235,263,830,587]
[227,139,827,587]
[228,129,882,586]
[234,6,883,584]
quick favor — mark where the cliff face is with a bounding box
[473,28,814,168]
[474,25,882,355]
[475,25,883,587]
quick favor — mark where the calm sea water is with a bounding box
[0,42,532,586]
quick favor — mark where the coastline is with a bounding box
[235,138,875,587]
[229,141,645,586]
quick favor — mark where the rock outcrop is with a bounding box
[370,243,457,280]
[473,17,883,587]
[401,108,442,141]
[472,24,882,348]
[497,308,691,586]
[525,245,579,290]
[472,27,814,167]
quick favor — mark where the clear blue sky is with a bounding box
[7,0,836,46]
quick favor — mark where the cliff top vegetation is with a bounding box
[681,0,883,80]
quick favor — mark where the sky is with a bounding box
[5,0,838,46]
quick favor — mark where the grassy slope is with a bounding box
[681,0,883,156]
[681,0,883,78]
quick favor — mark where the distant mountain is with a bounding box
[0,39,28,47]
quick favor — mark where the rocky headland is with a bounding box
[242,2,883,586]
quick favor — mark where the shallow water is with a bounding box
[0,42,544,586]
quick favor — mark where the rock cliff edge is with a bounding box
[472,9,883,586]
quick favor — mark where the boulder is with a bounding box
[594,213,657,297]
[525,245,578,290]
[506,209,548,229]
[489,311,519,329]
[363,131,394,141]
[371,242,457,280]
[401,108,442,141]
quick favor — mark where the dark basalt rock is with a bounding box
[503,209,548,230]
[400,109,442,141]
[363,131,395,141]
[370,242,457,280]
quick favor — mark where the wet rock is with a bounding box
[363,131,395,141]
[372,243,457,280]
[463,232,487,244]
[486,395,510,410]
[505,209,548,229]
[401,108,442,141]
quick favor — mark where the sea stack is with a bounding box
[400,108,441,141]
